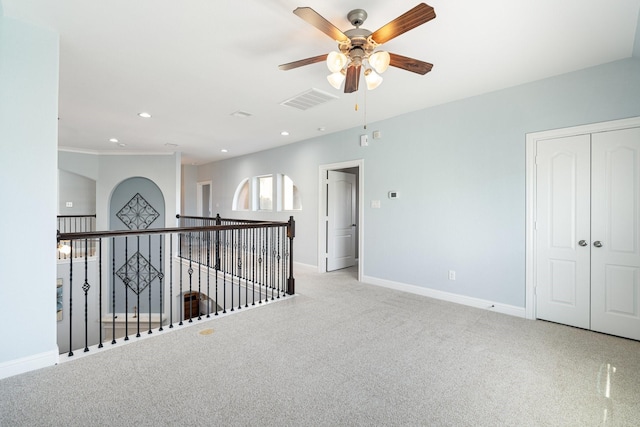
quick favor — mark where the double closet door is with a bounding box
[535,126,640,341]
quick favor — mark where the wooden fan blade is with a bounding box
[389,52,433,75]
[293,7,349,43]
[344,65,361,93]
[279,54,328,71]
[370,3,436,45]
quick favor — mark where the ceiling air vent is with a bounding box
[280,88,339,111]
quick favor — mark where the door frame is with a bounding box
[525,116,640,320]
[196,180,212,217]
[318,159,364,281]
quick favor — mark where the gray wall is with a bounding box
[58,170,96,215]
[181,165,198,216]
[0,12,59,372]
[109,177,166,313]
[198,57,640,309]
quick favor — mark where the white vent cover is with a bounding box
[280,88,339,111]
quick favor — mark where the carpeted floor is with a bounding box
[1,265,639,426]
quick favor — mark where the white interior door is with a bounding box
[590,128,640,340]
[326,170,356,271]
[535,135,592,329]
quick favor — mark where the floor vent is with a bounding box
[280,88,339,111]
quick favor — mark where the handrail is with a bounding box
[57,222,287,241]
[56,214,295,357]
[176,214,273,224]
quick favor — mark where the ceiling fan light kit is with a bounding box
[327,70,346,89]
[279,3,435,93]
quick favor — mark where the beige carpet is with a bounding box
[1,265,639,426]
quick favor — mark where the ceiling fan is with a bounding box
[279,3,436,93]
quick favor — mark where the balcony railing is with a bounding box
[57,215,96,259]
[56,215,295,357]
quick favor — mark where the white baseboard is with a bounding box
[0,349,59,380]
[362,275,526,318]
[293,261,317,271]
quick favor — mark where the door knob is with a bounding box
[593,241,603,248]
[578,240,588,247]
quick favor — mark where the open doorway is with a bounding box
[196,181,212,217]
[318,160,364,281]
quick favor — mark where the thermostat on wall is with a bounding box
[388,191,399,199]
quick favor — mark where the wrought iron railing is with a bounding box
[57,215,96,259]
[56,216,295,357]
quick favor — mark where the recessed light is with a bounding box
[317,127,326,132]
[118,143,126,147]
[221,149,228,153]
[138,112,152,118]
[109,138,119,143]
[281,131,290,136]
[164,143,178,148]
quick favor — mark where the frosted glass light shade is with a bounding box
[369,51,390,74]
[327,71,346,89]
[327,51,347,73]
[364,69,383,90]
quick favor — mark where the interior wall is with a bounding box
[181,164,197,216]
[0,12,59,373]
[58,170,96,215]
[109,176,166,313]
[197,57,640,309]
[58,151,181,231]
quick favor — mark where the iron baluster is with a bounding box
[222,229,227,314]
[158,234,164,331]
[68,245,74,357]
[206,230,211,318]
[188,232,194,322]
[147,235,152,334]
[179,233,183,326]
[136,236,141,337]
[124,236,129,341]
[169,233,174,328]
[83,240,91,352]
[288,216,295,295]
[197,229,202,320]
[111,237,117,344]
[98,239,103,348]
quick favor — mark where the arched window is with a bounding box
[256,175,273,211]
[281,174,302,211]
[232,175,301,211]
[232,178,249,211]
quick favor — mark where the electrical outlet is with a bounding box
[65,202,73,208]
[448,270,456,280]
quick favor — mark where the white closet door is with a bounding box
[590,127,640,340]
[535,135,592,329]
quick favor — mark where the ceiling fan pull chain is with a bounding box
[363,85,368,130]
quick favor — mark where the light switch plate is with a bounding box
[360,134,368,147]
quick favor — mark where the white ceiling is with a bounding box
[3,0,640,164]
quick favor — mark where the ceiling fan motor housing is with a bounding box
[347,9,368,27]
[342,28,375,65]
